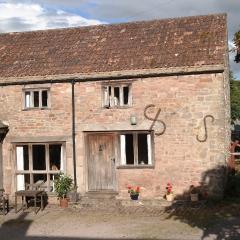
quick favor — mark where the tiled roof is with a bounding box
[0,14,227,78]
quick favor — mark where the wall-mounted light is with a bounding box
[130,115,137,125]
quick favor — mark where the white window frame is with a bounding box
[23,88,50,109]
[119,131,154,166]
[102,83,132,108]
[15,142,65,192]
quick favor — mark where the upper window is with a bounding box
[102,84,132,108]
[119,132,153,166]
[24,89,49,109]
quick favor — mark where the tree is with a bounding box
[234,31,240,63]
[230,72,240,122]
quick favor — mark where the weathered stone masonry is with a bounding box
[0,71,229,200]
[75,73,229,198]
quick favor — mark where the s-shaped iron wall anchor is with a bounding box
[196,115,215,142]
[144,104,166,136]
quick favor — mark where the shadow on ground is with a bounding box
[0,212,165,240]
[164,166,240,240]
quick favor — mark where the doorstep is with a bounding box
[85,190,118,199]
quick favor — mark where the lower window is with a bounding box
[15,143,65,192]
[120,132,153,166]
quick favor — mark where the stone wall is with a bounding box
[74,73,229,199]
[0,83,73,197]
[0,72,230,200]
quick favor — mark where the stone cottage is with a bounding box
[0,13,230,201]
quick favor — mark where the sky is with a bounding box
[0,0,239,78]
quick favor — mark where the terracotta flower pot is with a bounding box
[59,198,69,208]
[166,193,174,202]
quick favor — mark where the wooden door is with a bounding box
[87,134,116,191]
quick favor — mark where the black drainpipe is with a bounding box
[71,80,77,188]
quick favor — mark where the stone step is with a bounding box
[85,191,118,199]
[72,197,174,211]
[77,197,120,208]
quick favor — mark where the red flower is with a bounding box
[166,183,173,194]
[127,185,141,195]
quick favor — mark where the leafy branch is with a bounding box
[233,31,240,63]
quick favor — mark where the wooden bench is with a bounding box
[15,183,46,214]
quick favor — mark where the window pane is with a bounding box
[120,135,126,165]
[50,174,58,192]
[103,86,110,108]
[42,90,48,107]
[147,134,152,165]
[125,134,134,164]
[33,145,46,170]
[33,174,47,190]
[16,174,30,191]
[25,91,31,108]
[138,134,149,164]
[16,145,29,170]
[49,144,62,170]
[123,86,129,105]
[113,87,120,106]
[33,91,39,107]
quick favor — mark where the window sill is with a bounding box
[22,107,50,111]
[47,192,58,196]
[102,106,132,109]
[117,165,154,169]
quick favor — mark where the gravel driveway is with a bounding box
[0,202,240,240]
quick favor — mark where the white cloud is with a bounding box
[0,3,104,33]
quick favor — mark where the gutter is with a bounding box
[0,65,225,87]
[71,80,77,188]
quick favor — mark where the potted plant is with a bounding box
[127,186,140,200]
[190,185,199,202]
[54,173,73,208]
[166,183,174,201]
